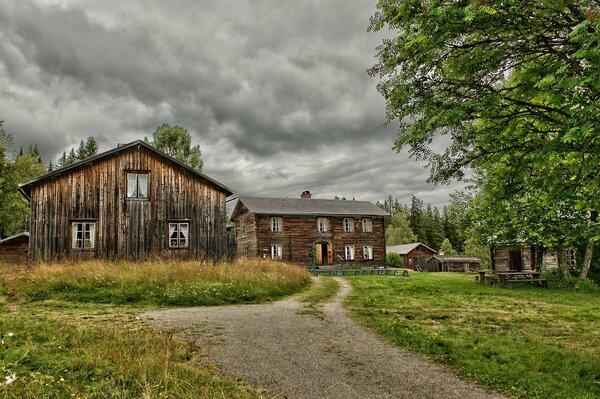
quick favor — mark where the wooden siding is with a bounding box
[28,145,228,260]
[0,235,29,262]
[404,246,436,270]
[234,206,386,266]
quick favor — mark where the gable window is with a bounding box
[362,218,373,232]
[72,222,96,250]
[343,218,354,232]
[271,217,282,232]
[271,244,282,259]
[169,222,189,248]
[317,217,329,233]
[363,246,373,260]
[127,172,149,199]
[345,245,355,260]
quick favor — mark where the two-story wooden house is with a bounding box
[19,140,234,260]
[231,191,388,266]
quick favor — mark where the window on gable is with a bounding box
[362,218,373,232]
[363,245,373,260]
[271,217,282,232]
[317,217,329,233]
[169,222,189,248]
[271,244,282,259]
[72,222,96,250]
[345,245,355,260]
[343,218,354,232]
[127,172,149,199]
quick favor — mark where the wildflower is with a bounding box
[4,373,18,385]
[7,332,14,337]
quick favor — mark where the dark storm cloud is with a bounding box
[0,0,463,207]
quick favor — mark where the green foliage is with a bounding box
[152,124,203,171]
[386,252,403,268]
[347,273,600,399]
[439,238,457,256]
[385,211,417,245]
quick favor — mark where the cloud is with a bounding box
[0,0,464,207]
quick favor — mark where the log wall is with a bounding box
[27,145,228,260]
[0,235,29,262]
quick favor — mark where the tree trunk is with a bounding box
[579,238,594,280]
[558,246,572,279]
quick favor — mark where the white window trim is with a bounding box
[317,217,329,233]
[363,245,373,260]
[169,222,189,248]
[362,218,373,232]
[271,244,283,259]
[72,222,96,250]
[343,218,354,233]
[271,217,282,232]
[345,245,355,261]
[240,219,246,237]
[126,172,149,199]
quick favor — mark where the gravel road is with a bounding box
[142,278,508,399]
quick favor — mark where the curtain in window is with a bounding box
[127,173,138,197]
[179,223,188,247]
[169,223,178,247]
[137,174,148,198]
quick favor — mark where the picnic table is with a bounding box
[477,270,547,288]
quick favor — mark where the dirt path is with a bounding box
[142,278,507,399]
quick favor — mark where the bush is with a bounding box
[386,253,403,268]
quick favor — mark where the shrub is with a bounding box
[386,253,403,268]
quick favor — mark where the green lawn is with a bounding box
[346,273,600,399]
[0,258,312,399]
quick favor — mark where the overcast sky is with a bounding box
[0,0,464,207]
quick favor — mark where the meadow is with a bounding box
[0,258,311,398]
[346,273,600,399]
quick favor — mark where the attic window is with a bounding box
[317,217,329,233]
[127,173,148,199]
[271,217,282,232]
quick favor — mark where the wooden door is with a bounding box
[315,244,323,266]
[327,243,333,265]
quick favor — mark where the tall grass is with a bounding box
[1,258,311,306]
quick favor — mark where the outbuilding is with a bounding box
[0,232,29,262]
[386,242,436,270]
[425,254,481,272]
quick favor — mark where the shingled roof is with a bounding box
[232,196,389,218]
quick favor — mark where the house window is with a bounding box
[565,249,577,268]
[345,245,355,260]
[363,245,373,260]
[271,244,282,259]
[169,222,189,248]
[343,218,354,232]
[72,222,96,250]
[362,218,373,232]
[271,217,282,232]
[317,217,329,233]
[127,172,149,199]
[244,245,249,257]
[240,219,246,237]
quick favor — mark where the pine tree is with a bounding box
[84,136,99,157]
[47,160,54,172]
[77,140,87,160]
[57,152,67,167]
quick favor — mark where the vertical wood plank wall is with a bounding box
[28,146,228,260]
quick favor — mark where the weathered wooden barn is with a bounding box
[231,191,388,266]
[386,243,436,270]
[490,245,562,272]
[424,254,481,272]
[19,140,233,260]
[0,233,29,262]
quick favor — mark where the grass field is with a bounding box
[346,273,600,399]
[0,258,311,398]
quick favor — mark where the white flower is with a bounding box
[7,332,14,337]
[4,374,18,385]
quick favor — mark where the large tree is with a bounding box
[151,124,203,171]
[369,1,599,279]
[386,211,418,245]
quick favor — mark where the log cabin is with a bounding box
[490,245,563,272]
[424,254,481,272]
[386,243,437,271]
[231,191,388,266]
[0,233,29,262]
[19,140,234,261]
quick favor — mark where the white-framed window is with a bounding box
[169,222,189,248]
[271,244,282,259]
[566,249,577,268]
[345,245,355,260]
[72,222,96,250]
[127,172,149,199]
[240,219,246,237]
[343,218,354,232]
[271,217,282,232]
[363,245,373,260]
[362,218,373,232]
[244,245,249,257]
[317,217,329,233]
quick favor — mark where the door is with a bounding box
[509,249,523,271]
[315,244,323,266]
[326,242,333,265]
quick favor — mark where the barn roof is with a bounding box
[19,140,234,198]
[232,196,389,218]
[0,232,29,244]
[428,255,480,263]
[386,243,437,255]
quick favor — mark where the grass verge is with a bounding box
[346,273,600,399]
[0,258,311,398]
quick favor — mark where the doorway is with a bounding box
[509,249,523,271]
[315,242,333,266]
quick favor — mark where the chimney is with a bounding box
[301,190,312,199]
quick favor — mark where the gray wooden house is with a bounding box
[19,140,234,260]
